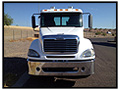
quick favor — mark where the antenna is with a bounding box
[68,6,74,9]
[51,6,55,9]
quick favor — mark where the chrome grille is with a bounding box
[44,39,78,53]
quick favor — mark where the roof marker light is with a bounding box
[54,9,57,11]
[75,9,78,11]
[60,9,63,11]
[65,9,68,11]
[44,9,47,11]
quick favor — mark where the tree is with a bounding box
[4,13,13,26]
[99,28,102,30]
[104,28,107,30]
[94,28,98,30]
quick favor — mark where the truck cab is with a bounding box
[27,7,95,76]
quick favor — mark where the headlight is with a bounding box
[81,49,95,58]
[28,49,40,57]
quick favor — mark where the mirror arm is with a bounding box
[33,13,41,16]
[33,28,40,32]
[82,13,91,15]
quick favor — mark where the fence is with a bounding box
[4,28,36,41]
[4,27,115,41]
[4,29,97,41]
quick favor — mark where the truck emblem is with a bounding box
[55,36,64,40]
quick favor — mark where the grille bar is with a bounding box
[43,35,79,53]
[42,68,78,72]
[46,56,75,58]
[44,39,77,53]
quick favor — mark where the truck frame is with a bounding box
[27,6,95,76]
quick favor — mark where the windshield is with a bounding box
[41,13,83,27]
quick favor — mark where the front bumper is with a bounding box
[27,59,95,76]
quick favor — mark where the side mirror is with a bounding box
[32,15,37,28]
[31,13,40,32]
[88,15,93,29]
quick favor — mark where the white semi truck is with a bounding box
[27,7,95,76]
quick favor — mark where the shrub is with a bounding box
[102,33,107,36]
[95,32,101,35]
[94,28,97,30]
[99,28,102,30]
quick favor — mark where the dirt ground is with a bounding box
[4,38,33,87]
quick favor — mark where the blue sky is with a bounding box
[4,2,116,29]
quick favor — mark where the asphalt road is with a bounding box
[21,38,117,88]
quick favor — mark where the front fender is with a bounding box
[28,39,43,59]
[77,38,95,59]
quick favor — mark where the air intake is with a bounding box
[43,35,79,54]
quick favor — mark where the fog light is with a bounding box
[36,67,40,71]
[81,67,85,72]
[73,67,79,71]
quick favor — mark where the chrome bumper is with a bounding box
[27,59,95,76]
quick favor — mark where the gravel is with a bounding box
[4,40,32,58]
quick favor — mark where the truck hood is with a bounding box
[40,27,83,37]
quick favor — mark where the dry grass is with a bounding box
[9,37,38,42]
[4,25,39,30]
[26,37,38,41]
[4,26,33,30]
